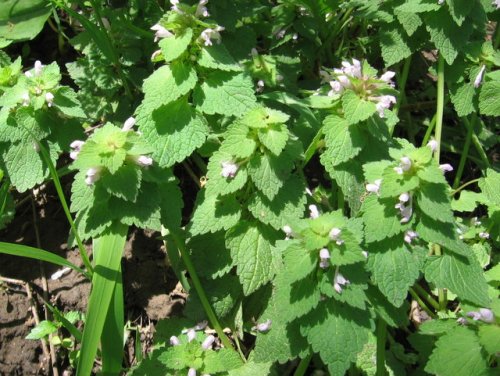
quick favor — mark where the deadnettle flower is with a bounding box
[85,167,101,185]
[70,140,85,160]
[122,117,136,131]
[195,0,209,17]
[334,267,350,294]
[256,80,265,92]
[21,92,30,106]
[221,161,238,178]
[319,70,332,83]
[473,65,486,88]
[366,179,382,195]
[375,95,397,118]
[394,156,412,175]
[362,250,368,258]
[466,308,495,323]
[170,0,182,13]
[328,80,343,96]
[25,71,33,78]
[479,232,490,239]
[427,139,438,153]
[200,26,224,46]
[187,328,196,342]
[309,204,320,219]
[254,319,272,332]
[194,320,208,330]
[329,228,344,246]
[170,336,180,346]
[494,0,500,10]
[201,334,215,350]
[404,230,418,244]
[45,92,54,107]
[380,71,396,83]
[341,59,362,78]
[319,248,330,269]
[188,368,197,376]
[439,164,453,173]
[34,60,43,76]
[395,192,413,223]
[151,24,173,42]
[136,155,153,167]
[283,225,293,239]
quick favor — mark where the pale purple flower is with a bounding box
[329,228,344,245]
[375,95,397,118]
[151,49,162,60]
[255,319,272,332]
[122,117,136,131]
[467,311,482,321]
[456,317,467,325]
[45,92,54,107]
[362,250,368,258]
[25,71,33,78]
[494,0,500,10]
[200,26,224,46]
[380,71,395,83]
[341,59,362,78]
[439,164,453,173]
[70,140,85,160]
[366,179,382,195]
[170,336,180,346]
[85,167,101,185]
[170,0,182,13]
[21,92,30,106]
[188,368,197,376]
[195,0,209,17]
[151,24,173,42]
[275,29,286,39]
[467,308,495,323]
[395,193,413,223]
[427,139,438,153]
[221,161,238,178]
[472,217,481,226]
[136,155,153,167]
[256,80,265,93]
[333,267,350,294]
[194,320,208,331]
[292,33,298,40]
[473,65,486,88]
[479,232,490,239]
[404,230,418,244]
[187,328,196,342]
[394,156,412,175]
[283,225,293,239]
[328,80,343,96]
[319,70,332,83]
[309,204,320,219]
[438,0,444,5]
[319,248,330,269]
[34,60,43,76]
[337,75,351,88]
[201,335,215,349]
[399,192,410,203]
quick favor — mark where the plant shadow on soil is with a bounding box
[0,181,184,375]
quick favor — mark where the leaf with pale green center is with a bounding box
[424,254,489,307]
[329,230,366,266]
[362,195,409,243]
[193,72,257,117]
[380,167,419,198]
[342,90,377,125]
[370,243,420,307]
[322,115,365,166]
[100,164,141,202]
[141,62,197,111]
[248,151,294,200]
[226,221,280,295]
[425,326,489,376]
[417,164,448,185]
[189,191,241,236]
[258,123,289,156]
[219,122,257,158]
[205,150,248,197]
[198,44,242,72]
[159,28,192,62]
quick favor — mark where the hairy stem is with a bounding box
[453,115,475,189]
[294,353,313,376]
[412,283,440,311]
[376,319,387,376]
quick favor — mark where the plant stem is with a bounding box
[421,114,436,146]
[451,178,481,196]
[38,143,93,277]
[453,115,475,189]
[412,284,440,311]
[170,231,236,353]
[471,130,491,168]
[294,353,313,376]
[408,288,437,319]
[433,54,447,311]
[393,55,411,116]
[376,319,387,376]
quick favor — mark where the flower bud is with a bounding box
[122,117,136,131]
[45,92,54,107]
[201,335,215,349]
[169,336,180,346]
[309,204,319,219]
[255,319,272,332]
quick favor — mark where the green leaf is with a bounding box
[380,26,412,66]
[189,232,233,279]
[0,0,51,41]
[322,115,365,166]
[137,99,209,167]
[226,221,280,295]
[425,326,489,376]
[342,90,377,125]
[205,150,248,197]
[416,214,469,256]
[425,8,473,65]
[100,164,141,202]
[451,190,483,212]
[478,325,500,356]
[395,10,422,36]
[189,191,241,236]
[479,168,500,205]
[258,123,289,156]
[53,86,87,118]
[479,81,500,116]
[362,195,408,243]
[193,72,257,117]
[26,320,58,340]
[416,183,454,223]
[159,28,192,62]
[417,164,448,185]
[446,0,473,26]
[450,83,476,117]
[141,62,197,111]
[424,254,490,307]
[370,244,420,307]
[380,168,420,198]
[248,174,306,230]
[198,44,242,72]
[306,303,371,376]
[219,122,257,159]
[203,348,243,373]
[248,151,294,200]
[366,286,410,328]
[228,361,273,376]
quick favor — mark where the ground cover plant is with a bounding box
[0,0,499,375]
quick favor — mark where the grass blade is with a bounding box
[76,222,128,376]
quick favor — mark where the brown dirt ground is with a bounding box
[0,184,184,375]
